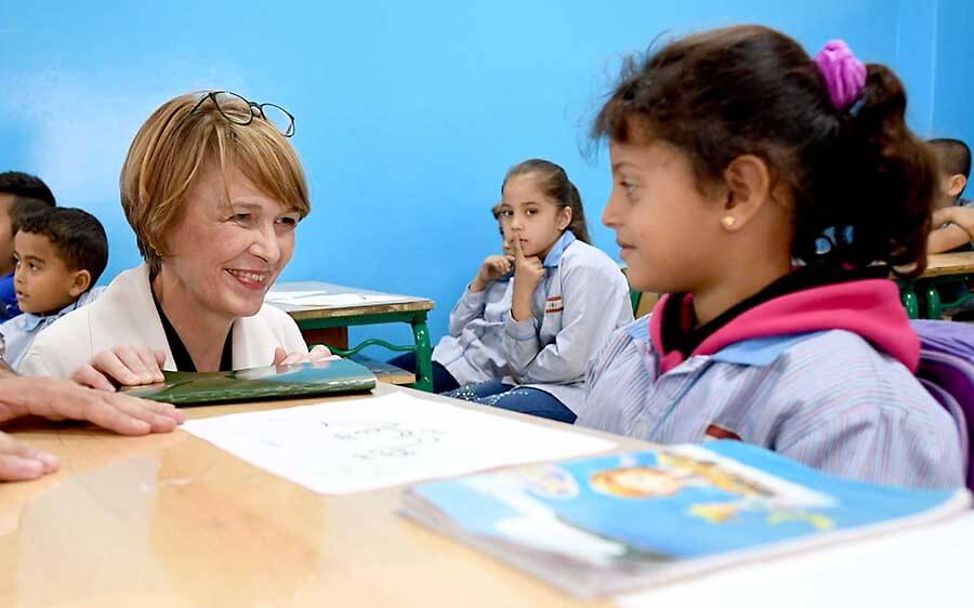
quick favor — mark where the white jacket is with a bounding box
[19,264,307,379]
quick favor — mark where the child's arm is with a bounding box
[471,255,513,293]
[928,206,974,254]
[504,262,632,385]
[448,255,513,337]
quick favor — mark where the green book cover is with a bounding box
[124,358,376,406]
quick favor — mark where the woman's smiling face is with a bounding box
[157,164,301,322]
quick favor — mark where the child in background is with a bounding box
[0,172,57,320]
[578,26,963,489]
[390,205,514,393]
[449,159,634,423]
[926,138,973,253]
[0,207,108,369]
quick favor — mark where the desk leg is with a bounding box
[411,313,434,392]
[925,285,942,320]
[901,288,920,320]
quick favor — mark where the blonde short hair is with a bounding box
[120,91,311,272]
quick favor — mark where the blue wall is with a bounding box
[0,0,962,346]
[894,0,938,133]
[932,0,974,198]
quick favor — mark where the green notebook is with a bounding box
[123,358,377,406]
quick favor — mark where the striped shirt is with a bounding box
[578,317,965,490]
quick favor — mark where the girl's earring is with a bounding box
[721,216,737,230]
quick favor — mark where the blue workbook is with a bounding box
[402,441,971,597]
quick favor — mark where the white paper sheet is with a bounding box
[182,393,615,494]
[616,511,974,608]
[265,291,406,307]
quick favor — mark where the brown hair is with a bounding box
[593,25,935,277]
[120,92,311,273]
[502,159,591,244]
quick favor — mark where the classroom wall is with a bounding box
[931,0,974,198]
[894,0,938,134]
[0,0,959,347]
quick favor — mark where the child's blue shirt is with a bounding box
[0,288,104,370]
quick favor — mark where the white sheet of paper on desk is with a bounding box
[182,393,615,494]
[615,511,974,608]
[265,291,404,307]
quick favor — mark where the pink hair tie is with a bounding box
[814,39,866,111]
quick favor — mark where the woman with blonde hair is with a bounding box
[20,91,326,384]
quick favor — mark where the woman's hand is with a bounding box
[0,431,59,481]
[272,344,337,367]
[72,345,167,391]
[0,374,185,482]
[0,375,184,433]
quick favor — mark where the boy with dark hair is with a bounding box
[927,139,974,254]
[0,207,108,369]
[0,172,57,319]
[0,172,57,207]
[930,138,972,208]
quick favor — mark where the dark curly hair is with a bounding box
[593,25,935,277]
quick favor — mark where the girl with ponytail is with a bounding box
[579,25,964,489]
[445,159,633,423]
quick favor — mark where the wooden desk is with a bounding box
[900,252,974,318]
[269,281,435,392]
[920,252,974,278]
[0,385,642,607]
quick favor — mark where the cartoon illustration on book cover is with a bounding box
[458,445,838,563]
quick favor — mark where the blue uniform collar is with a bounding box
[626,317,651,342]
[707,332,825,367]
[19,297,86,331]
[633,315,823,369]
[542,231,576,268]
[20,313,44,332]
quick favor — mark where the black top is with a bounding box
[150,287,234,372]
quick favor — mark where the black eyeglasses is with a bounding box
[191,90,295,138]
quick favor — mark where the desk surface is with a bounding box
[0,384,643,607]
[920,252,974,278]
[269,281,434,321]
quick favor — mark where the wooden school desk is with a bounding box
[0,384,643,608]
[268,281,436,391]
[899,252,974,319]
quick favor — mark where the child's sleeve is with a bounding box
[775,389,965,490]
[446,286,489,337]
[503,263,632,385]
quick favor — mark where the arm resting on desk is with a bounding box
[929,207,974,254]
